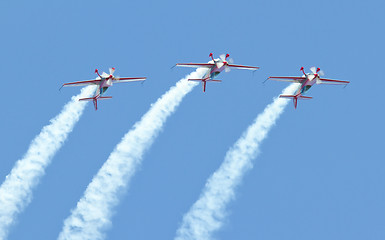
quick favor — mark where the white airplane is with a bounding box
[175,53,259,92]
[61,68,146,110]
[266,67,350,109]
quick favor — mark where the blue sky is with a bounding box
[1,0,384,239]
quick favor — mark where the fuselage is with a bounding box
[295,73,319,96]
[94,75,114,98]
[203,61,228,79]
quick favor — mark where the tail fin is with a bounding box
[79,97,98,110]
[79,96,112,110]
[279,94,312,109]
[188,78,221,92]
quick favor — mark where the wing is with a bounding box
[175,63,215,68]
[317,78,350,85]
[113,77,146,83]
[62,79,102,87]
[266,76,306,83]
[227,64,259,70]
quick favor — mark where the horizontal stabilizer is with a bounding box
[279,94,312,100]
[299,95,312,99]
[188,78,209,82]
[78,96,112,102]
[188,78,221,82]
[188,79,205,81]
[98,96,112,100]
[279,94,312,109]
[78,97,94,101]
[279,95,296,99]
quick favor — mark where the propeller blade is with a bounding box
[225,66,231,72]
[101,72,109,78]
[219,54,226,61]
[228,58,234,64]
[109,67,115,75]
[310,67,316,74]
[318,70,325,76]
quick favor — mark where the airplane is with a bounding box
[61,68,146,110]
[266,67,350,109]
[174,53,259,92]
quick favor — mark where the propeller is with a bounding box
[219,53,234,72]
[310,67,325,76]
[310,67,316,74]
[219,54,234,63]
[101,72,110,78]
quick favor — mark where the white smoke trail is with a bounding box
[58,68,207,240]
[175,83,299,240]
[0,86,95,240]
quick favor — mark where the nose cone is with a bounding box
[216,62,224,68]
[309,74,317,80]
